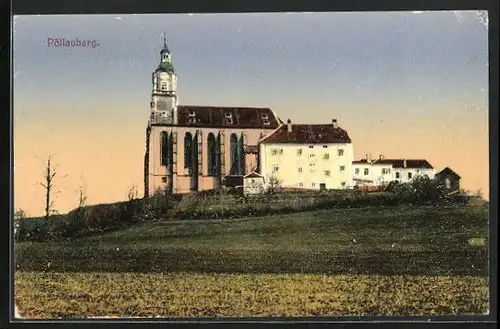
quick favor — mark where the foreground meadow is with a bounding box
[15,272,488,318]
[14,204,489,318]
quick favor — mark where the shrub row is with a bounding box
[14,177,470,243]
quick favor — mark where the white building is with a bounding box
[352,156,435,188]
[259,119,354,191]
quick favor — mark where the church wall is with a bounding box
[148,125,275,194]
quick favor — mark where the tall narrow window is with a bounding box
[239,135,245,175]
[207,133,217,176]
[160,132,169,166]
[230,133,239,175]
[184,132,193,170]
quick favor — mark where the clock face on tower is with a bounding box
[158,73,172,91]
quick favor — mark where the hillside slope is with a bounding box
[15,205,489,276]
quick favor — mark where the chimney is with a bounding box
[403,159,407,168]
[332,119,338,129]
[287,119,292,133]
[368,154,372,164]
[379,154,384,160]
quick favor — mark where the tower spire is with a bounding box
[162,32,167,49]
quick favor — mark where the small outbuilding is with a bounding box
[243,172,265,196]
[435,167,461,192]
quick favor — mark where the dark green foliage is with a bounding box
[15,205,488,276]
[14,179,472,243]
[391,176,447,204]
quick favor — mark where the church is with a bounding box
[143,37,284,196]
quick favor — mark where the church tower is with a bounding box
[149,33,178,124]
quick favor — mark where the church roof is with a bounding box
[259,123,352,144]
[174,105,280,129]
[156,61,175,73]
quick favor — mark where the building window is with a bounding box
[160,132,169,166]
[230,133,242,175]
[324,170,331,177]
[160,81,167,90]
[338,149,344,156]
[323,145,328,148]
[207,133,217,176]
[184,132,193,171]
[309,153,316,158]
[298,182,303,187]
[382,168,389,175]
[341,182,346,187]
[408,172,413,179]
[364,168,369,175]
[272,148,283,156]
[239,135,245,175]
[298,167,303,173]
[324,153,330,160]
[396,172,400,179]
[297,149,303,156]
[309,145,314,148]
[319,183,327,190]
[272,165,279,172]
[312,182,316,187]
[340,166,345,172]
[355,168,360,175]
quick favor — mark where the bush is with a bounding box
[391,176,446,204]
[14,178,459,242]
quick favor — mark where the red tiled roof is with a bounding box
[173,105,280,129]
[352,159,434,169]
[259,124,351,144]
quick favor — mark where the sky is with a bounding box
[13,11,489,216]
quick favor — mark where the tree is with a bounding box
[37,155,65,219]
[77,176,88,209]
[14,208,27,220]
[267,175,282,194]
[127,184,139,201]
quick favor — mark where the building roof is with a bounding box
[259,123,352,144]
[352,159,434,169]
[155,61,175,74]
[244,172,264,178]
[436,167,461,179]
[171,105,280,129]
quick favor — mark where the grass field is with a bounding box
[14,204,490,318]
[15,272,488,318]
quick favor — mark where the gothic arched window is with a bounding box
[207,133,217,176]
[238,135,245,175]
[160,132,169,166]
[184,132,193,171]
[230,133,239,175]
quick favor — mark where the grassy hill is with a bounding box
[15,204,488,276]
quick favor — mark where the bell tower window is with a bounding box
[160,81,167,91]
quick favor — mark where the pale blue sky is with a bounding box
[13,11,490,215]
